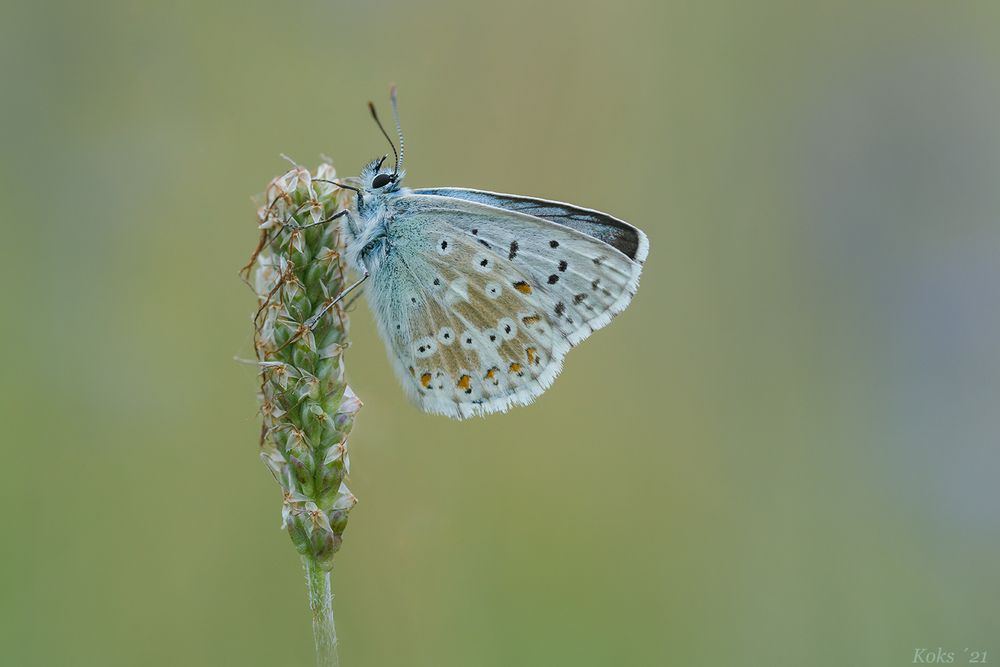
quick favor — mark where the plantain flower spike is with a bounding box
[246,159,360,571]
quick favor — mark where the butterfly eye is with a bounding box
[371,173,393,189]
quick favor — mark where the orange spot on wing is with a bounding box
[457,374,471,392]
[420,372,432,388]
[513,281,533,294]
[509,362,523,375]
[526,347,537,365]
[484,367,498,382]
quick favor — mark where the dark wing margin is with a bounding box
[413,187,646,263]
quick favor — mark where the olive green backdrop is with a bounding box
[3,1,999,665]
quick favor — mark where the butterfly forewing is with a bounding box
[414,187,647,262]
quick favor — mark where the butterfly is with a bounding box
[329,87,648,419]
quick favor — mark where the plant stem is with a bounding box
[303,556,340,667]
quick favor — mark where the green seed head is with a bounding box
[247,160,360,571]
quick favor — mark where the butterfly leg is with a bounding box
[301,207,361,237]
[297,208,348,230]
[304,271,369,330]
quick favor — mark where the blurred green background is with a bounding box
[2,1,999,665]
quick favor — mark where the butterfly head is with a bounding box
[360,155,405,195]
[361,86,406,196]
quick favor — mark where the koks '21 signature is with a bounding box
[913,648,989,664]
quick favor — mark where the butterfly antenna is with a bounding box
[390,85,404,173]
[367,100,399,176]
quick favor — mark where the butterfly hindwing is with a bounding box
[367,193,647,418]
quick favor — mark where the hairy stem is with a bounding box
[304,556,339,667]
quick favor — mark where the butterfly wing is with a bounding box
[369,193,648,419]
[413,187,648,264]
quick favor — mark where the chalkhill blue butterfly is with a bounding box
[317,87,648,419]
